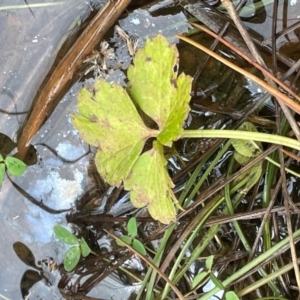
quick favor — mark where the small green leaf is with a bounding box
[5,156,27,176]
[124,141,176,224]
[80,238,91,257]
[127,35,192,146]
[205,255,214,270]
[127,217,137,237]
[209,273,224,290]
[132,239,146,255]
[232,139,262,157]
[116,235,132,247]
[192,271,208,288]
[72,80,156,186]
[0,154,3,162]
[64,246,81,272]
[231,122,262,158]
[116,240,124,247]
[0,163,5,186]
[53,225,79,245]
[121,235,132,244]
[233,151,250,166]
[225,291,240,300]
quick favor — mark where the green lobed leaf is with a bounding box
[127,35,192,146]
[72,36,192,224]
[64,246,81,272]
[5,156,27,176]
[0,163,5,187]
[72,80,156,186]
[124,141,176,224]
[127,217,137,237]
[53,225,79,245]
[231,122,262,158]
[157,73,192,145]
[132,239,147,255]
[79,238,91,257]
[225,291,240,300]
[192,271,209,288]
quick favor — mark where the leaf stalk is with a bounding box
[181,130,300,151]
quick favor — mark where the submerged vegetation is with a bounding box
[4,0,300,299]
[8,29,300,300]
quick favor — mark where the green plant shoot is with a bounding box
[230,122,263,193]
[116,217,146,255]
[72,35,191,224]
[72,34,300,224]
[127,216,138,236]
[192,255,214,288]
[0,154,27,187]
[54,225,91,272]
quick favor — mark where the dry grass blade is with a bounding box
[279,146,300,291]
[190,23,300,103]
[220,0,300,143]
[281,148,300,163]
[221,0,266,68]
[104,229,185,300]
[176,34,300,115]
[204,202,300,226]
[0,2,64,10]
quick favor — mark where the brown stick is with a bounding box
[17,0,132,159]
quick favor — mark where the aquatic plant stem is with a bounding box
[237,258,300,297]
[181,130,300,151]
[142,223,176,300]
[160,178,249,299]
[199,229,300,300]
[225,156,252,252]
[265,156,300,177]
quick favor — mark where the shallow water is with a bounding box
[0,1,192,299]
[240,0,300,61]
[1,0,298,298]
[0,1,98,299]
